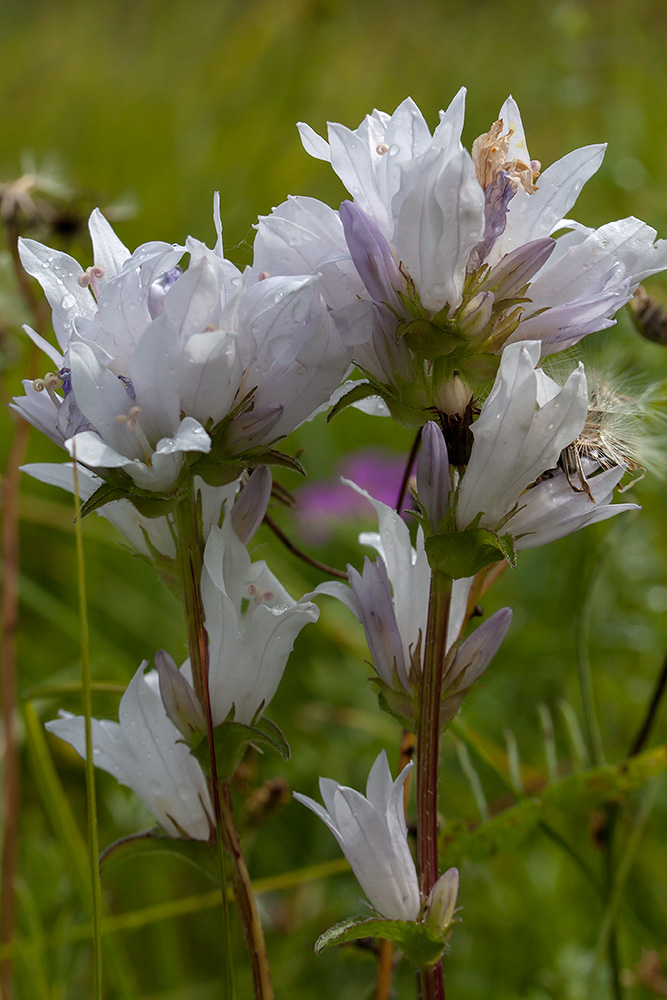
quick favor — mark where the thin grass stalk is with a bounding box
[417,570,451,1000]
[71,455,104,1000]
[0,857,350,964]
[0,414,30,1000]
[21,702,139,996]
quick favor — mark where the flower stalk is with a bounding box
[174,487,274,1000]
[417,570,452,1000]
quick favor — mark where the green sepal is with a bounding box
[78,474,192,520]
[425,527,513,579]
[191,716,291,782]
[191,460,246,488]
[397,318,462,361]
[99,828,219,883]
[375,680,416,732]
[254,448,306,476]
[77,481,134,518]
[457,351,500,383]
[128,483,192,518]
[314,916,448,968]
[327,381,379,422]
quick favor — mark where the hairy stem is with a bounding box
[417,571,451,1000]
[220,784,275,1000]
[174,490,273,1000]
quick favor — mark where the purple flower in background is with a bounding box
[296,449,408,544]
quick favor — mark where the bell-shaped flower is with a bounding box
[13,199,350,496]
[45,662,213,840]
[202,516,320,725]
[454,341,639,547]
[316,480,509,720]
[294,751,421,921]
[296,91,667,355]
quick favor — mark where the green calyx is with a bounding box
[315,915,450,968]
[425,524,514,579]
[190,715,290,783]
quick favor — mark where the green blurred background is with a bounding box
[2,0,667,997]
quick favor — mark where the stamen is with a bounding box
[77,264,106,300]
[257,270,271,281]
[114,405,152,463]
[247,584,275,605]
[32,371,63,406]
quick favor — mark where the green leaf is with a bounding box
[440,799,542,868]
[99,829,219,883]
[192,716,291,781]
[327,381,378,422]
[425,528,508,578]
[253,448,306,476]
[78,482,134,518]
[314,916,447,968]
[252,716,291,761]
[439,745,667,868]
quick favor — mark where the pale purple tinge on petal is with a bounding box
[223,405,283,453]
[510,465,639,550]
[230,467,272,544]
[456,341,588,531]
[339,200,403,310]
[445,607,513,692]
[155,649,205,743]
[477,237,555,301]
[294,752,421,921]
[348,558,410,688]
[417,421,450,530]
[147,265,182,319]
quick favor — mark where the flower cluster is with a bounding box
[14,199,351,504]
[26,91,660,977]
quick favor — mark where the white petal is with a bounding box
[88,209,131,276]
[394,147,485,312]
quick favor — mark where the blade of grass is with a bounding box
[0,858,349,961]
[71,456,103,1000]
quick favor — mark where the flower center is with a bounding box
[114,404,153,463]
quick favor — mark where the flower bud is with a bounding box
[425,867,459,935]
[155,650,205,745]
[417,422,450,531]
[339,200,403,309]
[231,466,272,543]
[433,375,471,417]
[479,237,555,300]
